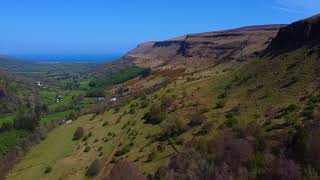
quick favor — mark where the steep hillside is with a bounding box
[7,14,320,180]
[0,70,38,114]
[267,14,320,53]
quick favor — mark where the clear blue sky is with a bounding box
[0,0,319,55]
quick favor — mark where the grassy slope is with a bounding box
[7,115,92,180]
[8,46,320,179]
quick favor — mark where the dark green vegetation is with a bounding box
[87,66,150,97]
[0,70,39,159]
[0,130,30,155]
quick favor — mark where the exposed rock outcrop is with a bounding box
[267,14,320,53]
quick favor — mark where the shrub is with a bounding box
[0,88,5,98]
[302,105,315,119]
[41,103,49,113]
[217,92,227,99]
[115,144,132,157]
[102,121,109,127]
[84,146,91,152]
[143,104,166,124]
[281,76,299,88]
[147,150,157,162]
[160,96,174,110]
[267,159,302,180]
[86,159,102,177]
[225,114,238,128]
[86,88,105,97]
[288,126,308,160]
[129,108,135,114]
[153,147,215,180]
[14,108,40,131]
[68,111,77,120]
[189,112,207,127]
[140,100,149,109]
[247,153,269,176]
[73,127,84,141]
[198,121,214,135]
[277,104,299,118]
[309,95,320,104]
[113,107,120,114]
[0,122,13,132]
[160,119,185,139]
[141,68,151,77]
[44,166,52,174]
[104,160,146,180]
[215,101,226,109]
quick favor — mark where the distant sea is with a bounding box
[11,54,123,63]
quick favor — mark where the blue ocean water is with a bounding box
[11,54,123,63]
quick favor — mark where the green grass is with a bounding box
[48,90,83,111]
[0,114,15,126]
[41,110,73,124]
[7,115,92,180]
[40,90,57,105]
[79,78,93,91]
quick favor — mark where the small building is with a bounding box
[56,95,63,103]
[96,97,106,102]
[65,120,73,124]
[110,97,117,102]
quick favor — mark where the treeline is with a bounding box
[86,66,151,97]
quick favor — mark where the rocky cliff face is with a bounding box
[267,14,320,53]
[119,25,284,71]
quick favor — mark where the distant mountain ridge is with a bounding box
[99,24,284,74]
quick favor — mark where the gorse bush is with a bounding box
[143,104,166,124]
[84,146,91,152]
[115,143,133,157]
[215,101,226,109]
[86,159,102,177]
[160,118,185,139]
[302,105,315,119]
[44,166,52,174]
[73,127,84,141]
[189,112,207,127]
[147,150,157,162]
[102,121,109,127]
[160,96,174,110]
[225,113,238,128]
